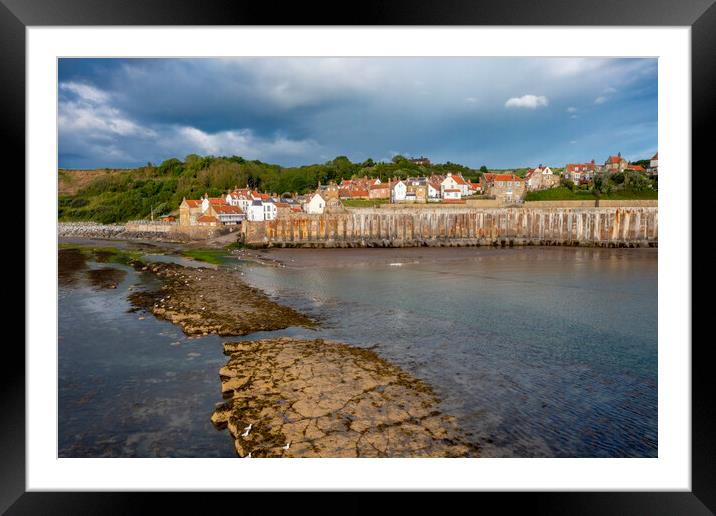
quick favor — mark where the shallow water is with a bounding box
[240,247,658,458]
[58,261,234,457]
[58,246,657,458]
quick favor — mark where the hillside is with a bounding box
[58,154,480,223]
[58,168,129,196]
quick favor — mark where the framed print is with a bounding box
[6,0,712,512]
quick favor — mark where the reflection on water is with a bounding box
[240,247,658,458]
[59,246,657,458]
[58,261,234,457]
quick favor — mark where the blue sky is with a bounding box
[58,57,657,169]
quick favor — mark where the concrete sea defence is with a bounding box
[58,222,127,239]
[243,206,658,248]
[58,221,233,241]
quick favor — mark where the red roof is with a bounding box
[212,204,243,214]
[197,215,218,223]
[566,163,596,173]
[444,188,461,192]
[651,152,658,160]
[184,199,201,208]
[607,155,623,164]
[208,197,227,205]
[493,174,524,182]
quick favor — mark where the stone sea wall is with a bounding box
[243,207,658,248]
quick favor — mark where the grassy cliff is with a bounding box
[58,154,480,223]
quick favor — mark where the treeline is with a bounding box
[58,154,482,223]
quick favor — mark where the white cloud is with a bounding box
[594,96,608,104]
[603,87,617,94]
[570,140,577,144]
[59,82,154,138]
[505,95,549,109]
[567,106,578,113]
[60,81,110,104]
[465,97,478,103]
[570,114,579,119]
[163,126,320,161]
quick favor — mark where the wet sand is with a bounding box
[212,337,476,457]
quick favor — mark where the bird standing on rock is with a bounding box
[241,423,252,437]
[282,441,291,450]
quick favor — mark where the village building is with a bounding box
[482,173,526,203]
[524,165,560,191]
[443,188,462,201]
[196,214,220,227]
[179,198,203,226]
[369,183,390,199]
[246,200,265,221]
[391,180,407,202]
[409,156,431,166]
[207,203,244,225]
[564,160,598,185]
[625,163,645,173]
[440,172,470,197]
[647,152,658,175]
[468,181,482,195]
[427,179,442,200]
[201,194,227,214]
[604,153,629,173]
[405,178,429,203]
[304,192,327,214]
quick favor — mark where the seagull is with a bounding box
[245,452,252,458]
[282,441,291,450]
[241,424,252,437]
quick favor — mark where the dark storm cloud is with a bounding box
[58,57,657,169]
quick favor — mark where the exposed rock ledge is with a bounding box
[128,261,316,336]
[211,337,477,458]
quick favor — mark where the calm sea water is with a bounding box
[59,246,657,458]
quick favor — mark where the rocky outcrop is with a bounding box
[212,337,477,458]
[127,262,316,336]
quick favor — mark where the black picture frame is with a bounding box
[5,0,709,513]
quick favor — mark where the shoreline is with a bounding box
[59,245,479,457]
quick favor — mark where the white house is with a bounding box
[648,152,658,174]
[391,180,407,202]
[262,200,277,221]
[443,188,462,201]
[440,173,469,197]
[246,200,265,221]
[427,181,440,200]
[304,192,326,214]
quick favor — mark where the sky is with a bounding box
[58,57,657,170]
